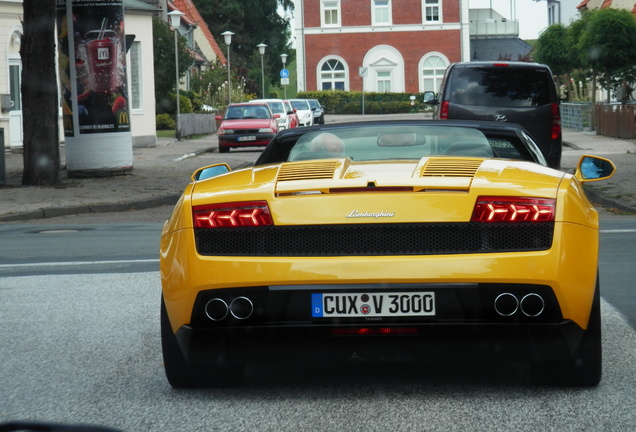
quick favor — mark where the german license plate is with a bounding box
[237,136,256,141]
[311,292,435,318]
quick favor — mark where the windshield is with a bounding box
[286,126,493,162]
[224,105,271,119]
[290,100,310,110]
[266,101,284,114]
[255,123,543,166]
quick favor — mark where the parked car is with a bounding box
[249,98,293,130]
[283,100,299,129]
[215,103,279,153]
[424,61,562,169]
[308,98,325,124]
[160,119,615,388]
[289,98,314,126]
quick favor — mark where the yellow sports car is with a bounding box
[160,120,615,388]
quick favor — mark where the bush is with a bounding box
[297,90,427,114]
[156,113,175,130]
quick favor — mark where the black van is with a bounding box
[424,62,562,168]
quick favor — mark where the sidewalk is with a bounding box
[1,118,636,222]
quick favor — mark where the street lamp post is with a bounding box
[257,43,267,99]
[221,31,234,105]
[280,53,288,99]
[168,10,185,140]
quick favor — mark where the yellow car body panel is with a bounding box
[160,158,599,333]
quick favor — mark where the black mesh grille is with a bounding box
[194,222,554,256]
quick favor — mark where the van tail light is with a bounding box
[193,201,273,228]
[439,100,449,119]
[551,103,561,140]
[471,197,555,222]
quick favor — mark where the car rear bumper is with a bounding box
[174,319,586,366]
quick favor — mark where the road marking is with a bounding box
[601,229,636,233]
[0,258,159,270]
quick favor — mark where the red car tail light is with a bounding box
[193,201,273,228]
[551,103,561,140]
[439,100,449,119]
[471,197,555,222]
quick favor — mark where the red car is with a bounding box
[215,103,279,153]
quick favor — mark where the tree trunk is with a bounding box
[21,0,60,186]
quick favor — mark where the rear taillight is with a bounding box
[193,201,273,228]
[471,197,555,222]
[439,100,449,120]
[551,103,561,140]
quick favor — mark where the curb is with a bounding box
[0,194,180,222]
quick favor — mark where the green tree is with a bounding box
[21,0,59,186]
[153,18,193,114]
[534,24,574,100]
[534,24,573,77]
[194,0,295,97]
[578,8,636,103]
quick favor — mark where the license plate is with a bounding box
[312,292,435,318]
[237,136,256,142]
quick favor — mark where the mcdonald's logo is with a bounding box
[118,111,129,126]
[63,116,73,130]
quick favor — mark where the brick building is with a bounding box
[293,0,470,93]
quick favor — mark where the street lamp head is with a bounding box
[221,31,235,46]
[280,53,288,65]
[167,10,185,30]
[257,43,267,56]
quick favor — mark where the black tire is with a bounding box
[218,145,230,153]
[531,274,602,386]
[161,296,244,388]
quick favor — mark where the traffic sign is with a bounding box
[280,69,290,78]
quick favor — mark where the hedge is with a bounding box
[297,90,433,115]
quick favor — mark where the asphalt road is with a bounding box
[1,218,636,431]
[1,271,636,431]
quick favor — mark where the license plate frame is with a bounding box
[311,292,435,318]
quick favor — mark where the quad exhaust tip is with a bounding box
[205,296,255,321]
[494,292,544,317]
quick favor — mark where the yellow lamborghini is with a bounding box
[160,120,615,388]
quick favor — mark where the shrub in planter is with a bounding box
[156,113,175,130]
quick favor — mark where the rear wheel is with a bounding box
[161,296,244,388]
[531,274,602,386]
[218,145,229,153]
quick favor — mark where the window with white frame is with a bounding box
[421,54,447,92]
[377,71,392,92]
[320,59,346,90]
[373,0,391,25]
[129,41,142,110]
[424,0,440,22]
[322,0,340,26]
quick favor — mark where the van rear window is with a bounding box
[449,67,552,108]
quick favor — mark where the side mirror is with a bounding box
[191,163,231,181]
[423,91,437,105]
[215,115,223,120]
[273,114,281,119]
[575,155,616,183]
